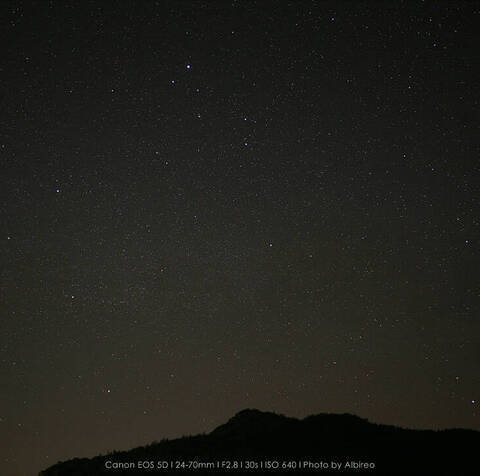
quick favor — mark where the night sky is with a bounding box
[1,1,479,474]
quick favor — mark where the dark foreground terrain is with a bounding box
[39,409,479,475]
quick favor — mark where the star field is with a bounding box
[0,1,479,475]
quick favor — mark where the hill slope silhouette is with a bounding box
[39,409,479,475]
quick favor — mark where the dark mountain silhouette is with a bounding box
[39,409,479,475]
